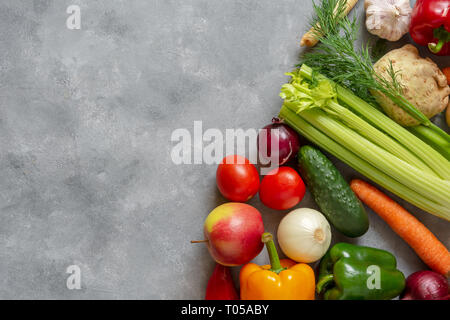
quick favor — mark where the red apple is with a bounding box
[203,203,265,266]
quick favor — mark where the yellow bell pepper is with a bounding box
[240,233,315,300]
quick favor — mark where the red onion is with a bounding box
[401,270,449,300]
[258,118,300,166]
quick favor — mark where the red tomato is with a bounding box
[216,155,260,202]
[259,167,305,210]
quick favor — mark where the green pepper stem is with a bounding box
[428,40,444,54]
[316,274,334,294]
[261,232,286,274]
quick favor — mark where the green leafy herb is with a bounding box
[371,38,387,62]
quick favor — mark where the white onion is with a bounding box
[277,208,331,263]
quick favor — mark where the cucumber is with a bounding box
[298,145,369,237]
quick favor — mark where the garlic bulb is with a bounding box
[365,0,412,41]
[277,208,331,263]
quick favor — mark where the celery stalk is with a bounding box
[408,125,450,162]
[283,78,436,176]
[279,106,450,220]
[299,64,450,180]
[294,108,450,205]
[325,101,435,176]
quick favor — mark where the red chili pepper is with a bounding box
[410,0,450,56]
[205,263,239,300]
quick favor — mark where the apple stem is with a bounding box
[191,240,209,244]
[261,232,286,274]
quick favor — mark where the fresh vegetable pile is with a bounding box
[283,0,450,220]
[280,66,450,220]
[193,0,450,300]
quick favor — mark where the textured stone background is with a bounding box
[0,0,448,299]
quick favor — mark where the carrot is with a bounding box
[350,179,450,277]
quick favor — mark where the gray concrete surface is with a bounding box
[0,0,448,299]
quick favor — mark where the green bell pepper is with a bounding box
[317,243,405,300]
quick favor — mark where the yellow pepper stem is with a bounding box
[261,232,286,274]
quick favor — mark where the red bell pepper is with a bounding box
[205,263,239,300]
[410,0,450,56]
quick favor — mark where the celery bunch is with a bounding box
[279,66,450,220]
